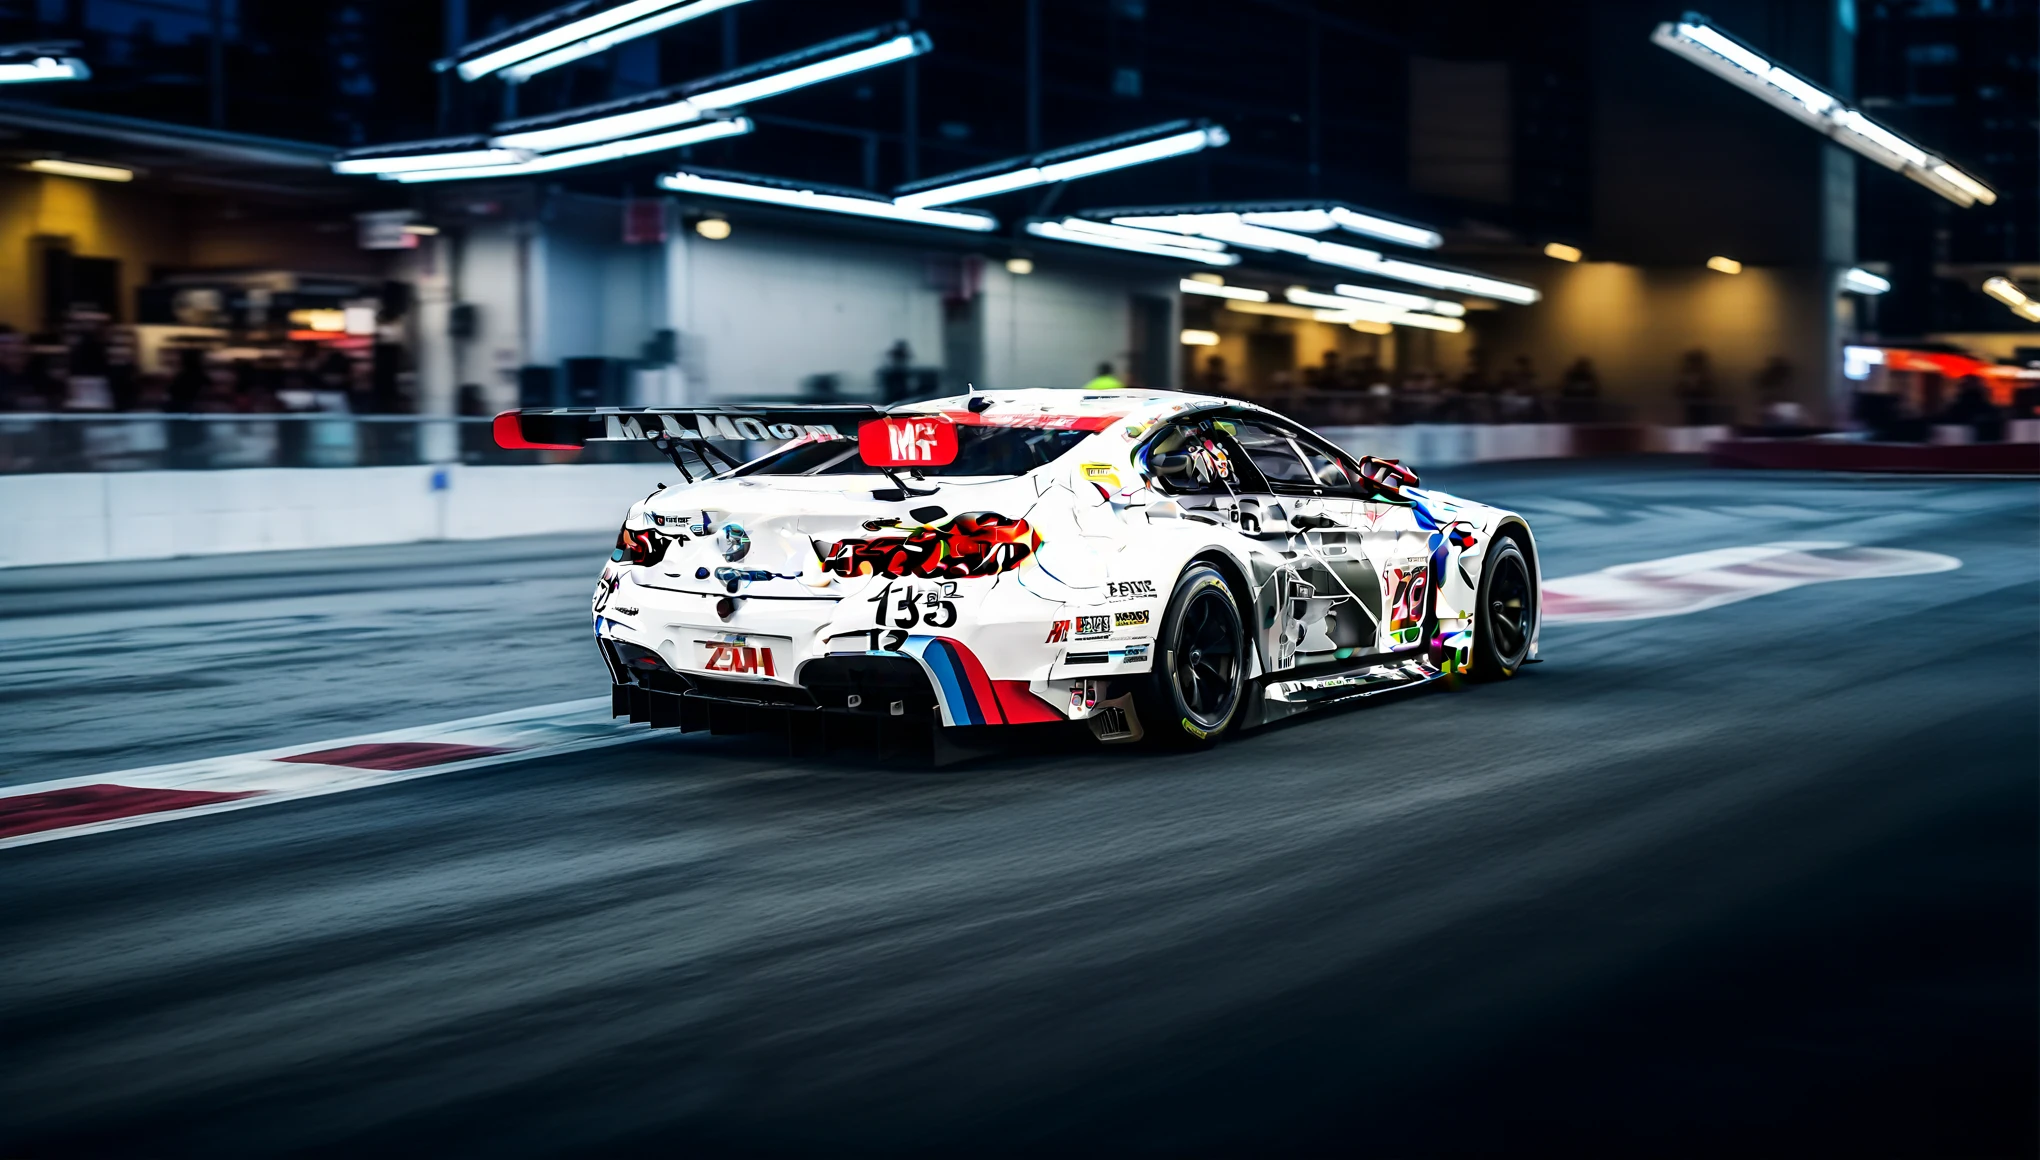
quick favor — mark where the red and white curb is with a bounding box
[0,699,653,850]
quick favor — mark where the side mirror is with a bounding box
[1355,455,1419,497]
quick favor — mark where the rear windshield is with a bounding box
[734,425,1092,478]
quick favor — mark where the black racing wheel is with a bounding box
[1473,535,1536,681]
[1136,563,1247,746]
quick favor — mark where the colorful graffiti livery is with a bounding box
[822,512,1041,579]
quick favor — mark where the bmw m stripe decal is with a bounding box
[904,636,1002,726]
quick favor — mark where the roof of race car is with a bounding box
[893,388,1277,437]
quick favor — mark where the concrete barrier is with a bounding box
[0,463,668,569]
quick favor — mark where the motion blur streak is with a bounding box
[0,463,2032,1156]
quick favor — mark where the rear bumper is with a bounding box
[612,682,945,760]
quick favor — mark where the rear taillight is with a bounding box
[612,525,671,567]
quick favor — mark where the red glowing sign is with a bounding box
[860,417,959,468]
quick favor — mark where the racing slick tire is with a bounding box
[1135,563,1247,747]
[1472,534,1536,682]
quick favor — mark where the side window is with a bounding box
[1226,419,1345,494]
[1144,421,1241,495]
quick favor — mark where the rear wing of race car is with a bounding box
[496,405,887,481]
[493,405,887,451]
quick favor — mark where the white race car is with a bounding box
[496,389,1540,753]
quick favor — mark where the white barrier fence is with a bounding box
[0,463,671,569]
[0,424,1733,570]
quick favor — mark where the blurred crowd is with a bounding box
[0,316,411,415]
[1190,348,1819,429]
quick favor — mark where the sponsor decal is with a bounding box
[1045,619,1072,644]
[1075,615,1111,639]
[1113,609,1151,629]
[1080,462,1122,491]
[700,643,776,676]
[1123,644,1150,661]
[604,413,842,443]
[1106,579,1157,601]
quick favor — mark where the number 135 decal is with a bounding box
[866,581,958,650]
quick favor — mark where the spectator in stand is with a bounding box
[0,326,24,410]
[1082,361,1124,391]
[1754,355,1801,429]
[1197,354,1231,396]
[1939,375,2004,442]
[1558,357,1600,422]
[167,347,209,413]
[106,328,139,411]
[1675,349,1718,425]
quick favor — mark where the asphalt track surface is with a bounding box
[1,460,2034,1157]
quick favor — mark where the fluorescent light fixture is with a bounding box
[1981,276,2039,320]
[1180,329,1220,347]
[1842,345,1884,380]
[1179,278,1268,302]
[660,169,998,231]
[0,54,89,83]
[393,118,751,182]
[499,0,751,83]
[894,123,1227,209]
[1226,300,1344,322]
[695,217,731,239]
[25,158,131,182]
[334,147,532,175]
[1054,218,1228,252]
[1354,257,1536,303]
[496,28,928,152]
[1654,14,1996,208]
[1005,257,1034,275]
[1284,289,1468,332]
[1348,319,1393,336]
[1982,276,2027,307]
[448,0,754,82]
[1544,242,1582,262]
[1111,211,1539,303]
[1386,312,1465,333]
[1329,207,1442,250]
[1707,255,1742,275]
[1286,287,1396,320]
[1841,267,1890,295]
[1229,206,1442,249]
[1330,283,1465,317]
[1025,218,1239,265]
[403,224,441,236]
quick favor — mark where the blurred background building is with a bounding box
[0,0,2031,429]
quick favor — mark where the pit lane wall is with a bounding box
[0,425,1725,569]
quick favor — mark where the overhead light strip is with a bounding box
[1179,278,1269,302]
[660,170,999,232]
[0,54,89,82]
[392,118,751,183]
[894,124,1228,209]
[1112,212,1538,303]
[1653,14,1996,208]
[1025,219,1240,265]
[450,0,754,82]
[494,30,927,152]
[499,0,752,82]
[334,147,533,176]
